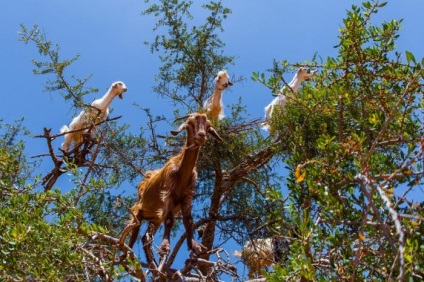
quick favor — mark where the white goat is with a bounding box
[203,70,233,121]
[262,68,316,130]
[234,237,289,279]
[60,81,128,152]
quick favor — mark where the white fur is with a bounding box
[234,238,274,279]
[203,70,233,121]
[262,68,316,130]
[234,237,289,279]
[61,81,128,152]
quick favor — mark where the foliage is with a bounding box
[256,1,424,280]
[143,0,235,111]
[19,24,98,110]
[0,122,87,281]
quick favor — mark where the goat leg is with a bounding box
[127,225,141,249]
[158,238,171,256]
[159,213,174,256]
[143,223,159,269]
[181,200,207,255]
[119,223,137,246]
[191,239,207,256]
[118,223,140,262]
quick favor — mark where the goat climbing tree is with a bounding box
[1,1,423,281]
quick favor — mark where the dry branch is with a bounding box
[34,116,121,190]
[87,230,238,281]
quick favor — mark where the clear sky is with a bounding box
[1,0,424,158]
[1,0,424,277]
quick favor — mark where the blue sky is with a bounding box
[1,0,424,278]
[1,1,423,158]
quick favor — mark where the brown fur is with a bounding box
[120,113,222,263]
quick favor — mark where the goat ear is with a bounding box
[170,123,187,136]
[208,127,223,142]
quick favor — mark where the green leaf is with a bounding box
[251,71,259,81]
[405,51,416,64]
[362,2,371,9]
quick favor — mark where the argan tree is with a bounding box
[255,2,424,280]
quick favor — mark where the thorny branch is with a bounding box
[355,173,405,281]
[85,230,238,282]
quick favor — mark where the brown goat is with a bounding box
[120,113,222,264]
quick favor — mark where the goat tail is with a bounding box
[260,121,270,131]
[262,103,274,131]
[233,249,242,258]
[60,125,70,134]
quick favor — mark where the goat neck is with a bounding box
[209,84,224,112]
[285,73,304,94]
[91,86,117,112]
[284,68,315,95]
[210,85,223,106]
[177,147,200,182]
[91,82,127,113]
[177,124,201,179]
[177,115,210,183]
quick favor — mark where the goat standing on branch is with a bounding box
[234,236,289,279]
[263,68,316,130]
[120,113,223,266]
[203,70,233,121]
[60,81,128,152]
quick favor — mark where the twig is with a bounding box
[355,173,405,281]
[79,246,109,280]
[88,231,146,281]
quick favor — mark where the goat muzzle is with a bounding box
[118,89,127,99]
[193,134,207,147]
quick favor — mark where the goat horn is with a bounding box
[173,114,192,123]
[170,123,187,136]
[208,127,223,142]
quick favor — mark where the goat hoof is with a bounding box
[191,240,207,255]
[158,240,170,256]
[118,253,127,261]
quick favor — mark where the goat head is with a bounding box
[170,113,223,142]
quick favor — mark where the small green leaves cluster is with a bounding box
[19,24,98,110]
[254,1,424,280]
[143,0,235,109]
